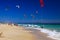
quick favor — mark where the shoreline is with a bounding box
[24,27,55,40]
[0,24,35,40]
[0,24,55,40]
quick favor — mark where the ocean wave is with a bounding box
[33,26,60,40]
[35,28,60,40]
[18,24,60,40]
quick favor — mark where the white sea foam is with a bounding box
[33,26,60,40]
[18,24,60,40]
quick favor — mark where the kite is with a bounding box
[31,14,35,18]
[36,10,38,14]
[24,14,27,18]
[16,5,20,8]
[5,6,10,11]
[40,0,44,7]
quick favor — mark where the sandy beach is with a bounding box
[0,24,54,40]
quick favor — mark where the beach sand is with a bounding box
[0,24,35,40]
[0,24,54,40]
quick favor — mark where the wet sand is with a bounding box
[24,28,55,40]
[0,24,54,40]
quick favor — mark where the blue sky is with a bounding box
[0,0,60,23]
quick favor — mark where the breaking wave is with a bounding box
[18,24,60,40]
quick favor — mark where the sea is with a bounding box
[18,23,60,40]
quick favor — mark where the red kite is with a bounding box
[40,0,44,7]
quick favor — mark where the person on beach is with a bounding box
[14,24,18,26]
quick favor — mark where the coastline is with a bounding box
[0,24,55,40]
[24,27,55,40]
[0,24,35,40]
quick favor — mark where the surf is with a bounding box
[18,24,60,40]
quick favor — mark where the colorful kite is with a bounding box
[24,14,26,17]
[31,14,35,18]
[40,0,44,7]
[5,6,10,11]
